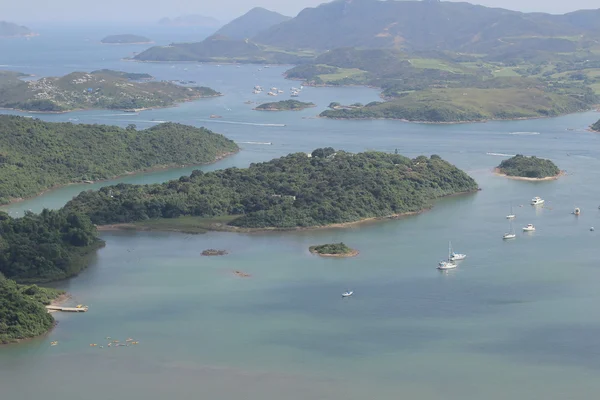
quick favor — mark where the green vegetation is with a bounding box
[592,119,600,132]
[0,69,219,112]
[213,7,290,40]
[90,69,152,80]
[255,100,315,111]
[0,21,33,37]
[100,34,152,44]
[497,155,560,179]
[64,149,478,229]
[0,209,101,283]
[320,87,591,122]
[0,116,238,204]
[309,243,356,256]
[0,277,63,344]
[134,35,314,64]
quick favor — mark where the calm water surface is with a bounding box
[1,27,600,400]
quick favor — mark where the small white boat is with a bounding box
[503,220,516,240]
[267,91,277,96]
[506,203,515,219]
[523,223,536,232]
[449,241,466,261]
[531,197,545,206]
[573,207,581,216]
[270,87,277,91]
[253,90,261,94]
[278,90,284,94]
[437,242,457,270]
[342,291,353,297]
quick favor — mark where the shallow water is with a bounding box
[1,26,600,400]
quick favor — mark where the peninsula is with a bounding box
[254,100,315,111]
[0,209,101,343]
[0,69,219,112]
[309,243,358,258]
[0,116,238,204]
[0,21,35,37]
[101,34,152,44]
[64,148,479,230]
[495,155,561,180]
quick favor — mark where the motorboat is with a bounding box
[531,197,545,206]
[522,224,536,232]
[573,208,581,216]
[449,241,466,261]
[267,91,277,96]
[342,291,353,297]
[437,242,457,270]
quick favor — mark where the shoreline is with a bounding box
[0,93,222,115]
[2,150,238,207]
[493,168,565,181]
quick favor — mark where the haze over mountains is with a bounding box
[214,7,290,40]
[0,21,34,37]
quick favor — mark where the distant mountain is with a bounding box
[214,7,291,40]
[253,0,600,53]
[101,34,152,44]
[159,15,220,27]
[134,35,312,64]
[0,21,34,37]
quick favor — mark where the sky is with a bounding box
[1,0,599,24]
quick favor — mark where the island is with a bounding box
[254,100,315,111]
[495,155,561,180]
[309,243,358,258]
[101,34,152,44]
[0,69,220,112]
[591,119,600,132]
[0,21,35,37]
[0,116,239,204]
[64,148,479,230]
[201,249,228,256]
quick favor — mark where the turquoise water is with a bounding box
[2,27,600,400]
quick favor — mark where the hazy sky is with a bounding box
[2,0,599,24]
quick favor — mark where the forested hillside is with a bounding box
[0,117,238,203]
[64,149,478,228]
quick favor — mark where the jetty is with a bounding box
[46,305,88,313]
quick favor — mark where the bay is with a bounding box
[1,26,600,400]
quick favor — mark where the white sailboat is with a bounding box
[342,291,353,297]
[503,219,516,240]
[506,203,516,219]
[438,242,457,270]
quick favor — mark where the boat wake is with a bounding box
[486,152,516,157]
[196,119,286,127]
[508,132,540,135]
[237,141,273,145]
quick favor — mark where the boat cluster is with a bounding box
[252,85,304,97]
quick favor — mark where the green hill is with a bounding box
[253,0,600,54]
[214,7,291,40]
[0,117,238,204]
[497,155,560,179]
[592,119,600,132]
[0,21,34,37]
[101,34,152,44]
[64,149,478,229]
[134,35,314,63]
[0,277,63,343]
[0,69,218,112]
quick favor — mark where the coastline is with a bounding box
[1,150,238,207]
[493,168,565,181]
[309,248,359,258]
[253,105,316,112]
[0,93,222,115]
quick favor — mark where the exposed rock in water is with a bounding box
[201,249,228,256]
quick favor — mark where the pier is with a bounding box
[46,305,88,312]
